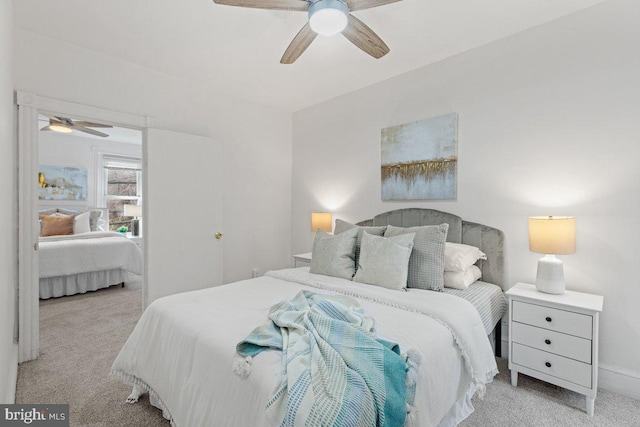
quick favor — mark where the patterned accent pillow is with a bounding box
[384,223,449,291]
[334,219,387,269]
[40,213,76,237]
[309,228,358,280]
[353,231,415,291]
[88,210,103,231]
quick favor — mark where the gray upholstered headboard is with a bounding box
[356,208,505,289]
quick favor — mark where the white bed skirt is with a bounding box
[39,269,128,299]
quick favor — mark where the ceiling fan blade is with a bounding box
[342,14,389,59]
[74,126,109,137]
[47,116,65,123]
[346,0,401,11]
[72,121,113,128]
[281,23,317,64]
[40,125,52,132]
[212,0,309,11]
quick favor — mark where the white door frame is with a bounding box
[16,91,156,362]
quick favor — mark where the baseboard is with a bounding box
[3,343,18,403]
[599,364,640,400]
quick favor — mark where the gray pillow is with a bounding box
[309,228,358,280]
[384,223,449,291]
[353,231,415,291]
[334,219,386,268]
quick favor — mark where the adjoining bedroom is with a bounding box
[37,115,144,300]
[1,0,640,426]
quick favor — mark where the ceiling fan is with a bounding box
[212,0,401,64]
[40,116,113,137]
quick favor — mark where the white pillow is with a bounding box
[73,211,91,234]
[444,265,482,289]
[353,231,415,291]
[444,242,487,272]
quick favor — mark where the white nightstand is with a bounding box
[293,252,312,268]
[506,282,603,416]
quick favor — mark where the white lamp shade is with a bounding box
[528,216,576,255]
[124,204,142,217]
[311,212,333,232]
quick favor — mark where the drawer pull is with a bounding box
[545,339,551,345]
[545,316,552,322]
[545,362,552,368]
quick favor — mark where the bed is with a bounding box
[112,208,506,427]
[38,208,144,299]
[357,208,506,356]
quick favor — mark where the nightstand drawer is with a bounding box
[511,322,592,363]
[512,301,592,339]
[512,343,591,388]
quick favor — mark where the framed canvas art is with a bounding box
[38,165,88,201]
[381,113,458,200]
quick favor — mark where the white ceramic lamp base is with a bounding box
[536,254,565,294]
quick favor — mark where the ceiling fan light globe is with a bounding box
[49,124,72,133]
[309,0,349,36]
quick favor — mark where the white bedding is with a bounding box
[39,231,143,279]
[112,268,498,427]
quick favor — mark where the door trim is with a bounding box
[16,91,156,362]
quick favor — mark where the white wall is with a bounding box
[0,0,17,403]
[38,132,141,210]
[292,0,640,397]
[14,28,292,284]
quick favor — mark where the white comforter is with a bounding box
[112,268,497,427]
[39,231,143,278]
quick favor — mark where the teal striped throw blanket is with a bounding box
[236,290,415,427]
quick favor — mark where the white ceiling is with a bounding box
[15,0,606,112]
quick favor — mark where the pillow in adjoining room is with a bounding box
[73,211,91,234]
[88,209,103,231]
[444,265,482,290]
[309,228,358,280]
[353,231,415,291]
[40,213,75,237]
[334,219,386,268]
[445,242,487,272]
[384,223,449,291]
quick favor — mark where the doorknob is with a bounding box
[215,232,223,240]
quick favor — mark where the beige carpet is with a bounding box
[16,284,640,426]
[16,283,169,427]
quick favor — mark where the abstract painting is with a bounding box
[381,113,458,200]
[38,165,88,201]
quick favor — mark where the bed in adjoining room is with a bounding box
[38,207,143,299]
[112,208,506,427]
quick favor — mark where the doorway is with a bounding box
[17,92,151,363]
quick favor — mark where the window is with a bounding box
[100,155,142,231]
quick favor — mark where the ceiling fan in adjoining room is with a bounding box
[211,0,401,64]
[40,116,113,137]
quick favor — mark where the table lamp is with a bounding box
[311,212,332,233]
[528,216,576,294]
[124,204,142,237]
